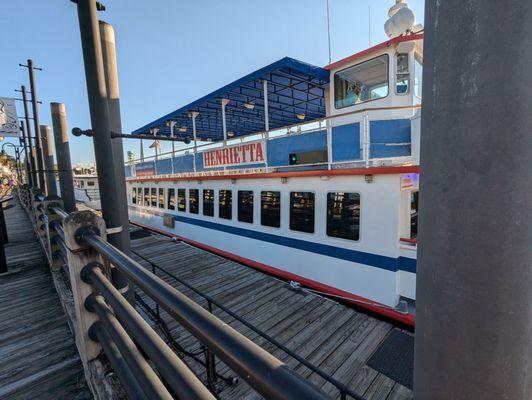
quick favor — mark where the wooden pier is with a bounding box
[130,227,414,400]
[0,198,91,399]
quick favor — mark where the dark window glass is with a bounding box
[132,188,137,204]
[290,192,315,233]
[219,190,232,220]
[144,188,150,206]
[261,191,281,228]
[203,189,214,217]
[410,191,418,239]
[238,191,253,223]
[151,188,157,207]
[326,192,360,241]
[87,181,95,187]
[178,189,186,212]
[167,188,175,210]
[189,189,199,214]
[158,188,165,208]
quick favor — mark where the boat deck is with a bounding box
[130,226,414,400]
[0,198,91,399]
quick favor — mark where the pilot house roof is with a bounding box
[132,57,330,142]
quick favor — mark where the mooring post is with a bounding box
[19,121,32,186]
[26,60,47,191]
[50,103,77,213]
[41,125,57,197]
[414,1,532,399]
[63,210,106,365]
[74,0,132,301]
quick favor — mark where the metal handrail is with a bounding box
[79,227,329,400]
[131,248,366,400]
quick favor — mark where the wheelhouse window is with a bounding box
[219,190,232,220]
[238,191,253,223]
[151,188,157,207]
[203,189,214,217]
[290,192,315,233]
[177,189,186,212]
[414,53,423,98]
[396,53,410,94]
[334,54,389,109]
[410,191,418,239]
[189,189,199,214]
[261,191,280,228]
[158,188,165,209]
[144,188,150,206]
[132,188,137,204]
[167,188,175,210]
[327,192,360,241]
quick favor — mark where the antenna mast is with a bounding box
[326,0,332,64]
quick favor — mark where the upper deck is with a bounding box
[126,34,423,181]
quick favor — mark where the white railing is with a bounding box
[126,104,421,177]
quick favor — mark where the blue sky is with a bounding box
[0,0,424,164]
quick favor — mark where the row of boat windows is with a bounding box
[131,187,361,241]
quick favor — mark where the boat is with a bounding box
[72,167,101,209]
[125,1,422,325]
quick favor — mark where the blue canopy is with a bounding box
[132,57,329,142]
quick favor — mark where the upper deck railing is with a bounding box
[125,104,421,180]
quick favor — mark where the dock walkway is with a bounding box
[130,227,414,400]
[0,198,91,399]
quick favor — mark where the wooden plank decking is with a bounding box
[130,227,414,400]
[0,199,92,400]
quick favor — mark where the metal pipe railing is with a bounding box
[90,322,149,400]
[85,265,215,400]
[132,248,366,400]
[87,294,174,400]
[50,205,69,220]
[80,228,328,400]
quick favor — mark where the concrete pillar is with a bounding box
[40,125,57,196]
[414,1,532,399]
[50,103,76,213]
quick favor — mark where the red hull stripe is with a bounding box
[130,220,416,327]
[127,165,420,183]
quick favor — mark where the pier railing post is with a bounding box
[44,196,63,271]
[63,210,106,365]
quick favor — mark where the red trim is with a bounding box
[127,165,420,183]
[400,237,417,244]
[325,34,424,71]
[131,220,416,327]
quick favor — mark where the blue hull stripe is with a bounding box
[165,213,417,273]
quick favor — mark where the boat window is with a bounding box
[396,53,409,94]
[177,189,186,212]
[203,189,214,217]
[132,188,137,204]
[410,191,418,238]
[326,192,360,241]
[238,191,253,223]
[261,191,281,228]
[414,53,423,98]
[158,188,165,209]
[87,181,95,187]
[290,192,315,233]
[144,188,150,206]
[151,188,157,208]
[189,189,199,214]
[334,54,389,109]
[167,188,175,210]
[219,190,232,220]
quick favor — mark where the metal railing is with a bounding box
[23,190,331,400]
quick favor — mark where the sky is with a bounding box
[0,0,425,165]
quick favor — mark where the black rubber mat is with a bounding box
[130,229,152,240]
[366,329,414,389]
